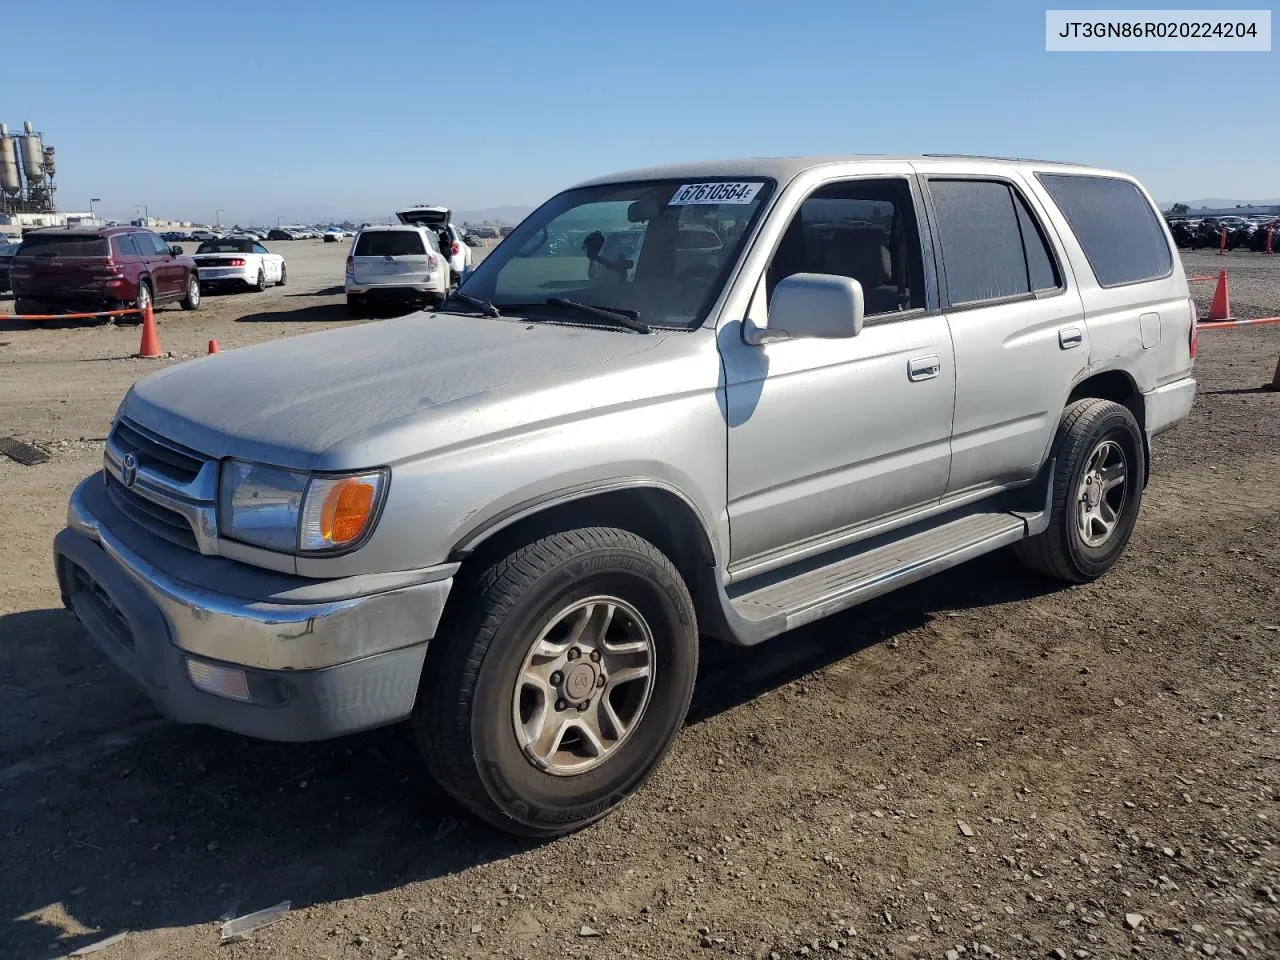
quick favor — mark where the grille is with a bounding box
[65,560,134,651]
[106,472,199,551]
[111,418,206,485]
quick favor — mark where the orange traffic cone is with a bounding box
[1207,269,1233,321]
[1263,354,1280,392]
[207,339,220,354]
[135,303,163,358]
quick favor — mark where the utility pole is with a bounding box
[216,209,224,228]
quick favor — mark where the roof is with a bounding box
[572,154,1101,190]
[24,224,148,237]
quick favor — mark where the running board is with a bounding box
[727,511,1027,633]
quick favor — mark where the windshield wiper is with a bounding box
[545,297,650,334]
[443,291,500,317]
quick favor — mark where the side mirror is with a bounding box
[745,273,864,345]
[171,245,184,256]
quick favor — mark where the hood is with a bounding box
[121,313,668,470]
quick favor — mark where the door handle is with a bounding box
[907,355,941,381]
[1059,326,1083,349]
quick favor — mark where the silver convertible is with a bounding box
[54,156,1196,836]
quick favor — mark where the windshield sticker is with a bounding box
[668,182,763,205]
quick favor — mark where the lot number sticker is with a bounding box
[669,182,763,205]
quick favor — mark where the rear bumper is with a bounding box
[197,267,255,285]
[1144,377,1197,439]
[346,282,443,300]
[53,474,453,741]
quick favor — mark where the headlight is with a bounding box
[217,460,387,553]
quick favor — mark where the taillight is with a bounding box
[1188,296,1198,359]
[450,241,460,256]
[427,254,439,270]
[345,256,353,271]
[228,258,245,267]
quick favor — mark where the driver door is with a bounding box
[721,173,956,576]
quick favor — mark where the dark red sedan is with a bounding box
[10,225,201,318]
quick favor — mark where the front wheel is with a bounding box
[412,527,698,837]
[1014,398,1145,582]
[180,274,201,311]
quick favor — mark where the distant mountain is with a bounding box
[1161,198,1280,210]
[454,206,533,225]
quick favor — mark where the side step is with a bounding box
[727,511,1027,634]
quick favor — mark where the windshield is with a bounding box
[196,240,253,254]
[457,178,775,329]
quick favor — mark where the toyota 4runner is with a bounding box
[54,156,1196,836]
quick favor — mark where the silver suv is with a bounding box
[55,156,1196,837]
[345,224,449,316]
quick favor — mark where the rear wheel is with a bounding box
[254,268,267,292]
[180,274,201,311]
[345,294,365,318]
[412,526,698,837]
[277,263,287,287]
[1014,398,1145,582]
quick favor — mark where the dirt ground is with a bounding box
[0,246,1277,960]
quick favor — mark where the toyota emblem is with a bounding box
[121,453,138,488]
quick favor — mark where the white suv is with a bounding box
[344,224,449,317]
[395,205,472,284]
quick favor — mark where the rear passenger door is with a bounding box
[138,232,179,298]
[919,167,1088,496]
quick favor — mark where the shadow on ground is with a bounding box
[234,303,353,323]
[0,552,1058,957]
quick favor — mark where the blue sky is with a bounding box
[6,0,1276,224]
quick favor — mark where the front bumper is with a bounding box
[53,474,454,741]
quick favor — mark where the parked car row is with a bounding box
[5,225,290,317]
[1167,215,1279,251]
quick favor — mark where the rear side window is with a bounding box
[18,234,109,258]
[355,231,426,257]
[929,179,1062,306]
[1037,173,1172,287]
[113,235,142,258]
[139,233,168,255]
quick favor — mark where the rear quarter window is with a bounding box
[355,231,426,257]
[1036,174,1173,287]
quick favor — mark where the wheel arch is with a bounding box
[1066,369,1148,484]
[448,482,727,639]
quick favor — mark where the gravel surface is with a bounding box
[1,249,1277,960]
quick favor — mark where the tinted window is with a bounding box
[111,236,139,258]
[355,231,426,257]
[252,243,269,255]
[929,180,1030,305]
[197,240,254,254]
[768,179,925,315]
[1037,174,1172,287]
[138,233,168,256]
[17,234,109,258]
[1013,192,1060,291]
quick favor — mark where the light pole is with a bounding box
[216,209,224,229]
[89,197,101,222]
[135,203,149,225]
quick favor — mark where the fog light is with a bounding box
[186,658,251,702]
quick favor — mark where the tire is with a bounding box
[1013,398,1145,583]
[345,294,365,318]
[277,263,287,287]
[128,280,153,324]
[412,526,698,837]
[180,273,201,311]
[254,268,267,292]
